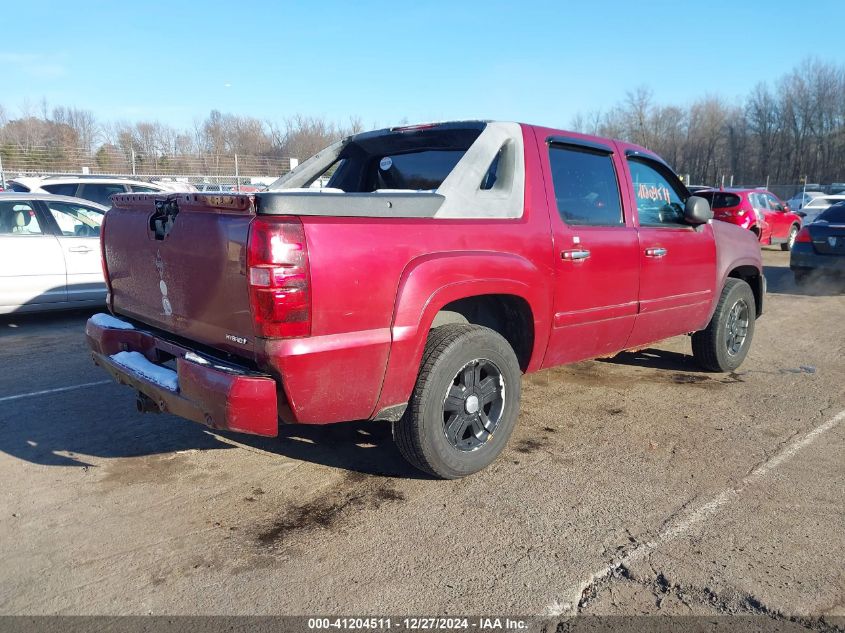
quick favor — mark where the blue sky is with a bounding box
[3,0,844,130]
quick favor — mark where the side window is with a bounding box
[78,184,126,206]
[46,202,104,237]
[548,146,623,226]
[42,183,79,197]
[628,159,687,227]
[130,185,160,193]
[0,202,42,235]
[750,193,765,210]
[766,194,783,211]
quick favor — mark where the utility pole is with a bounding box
[0,154,5,190]
[131,149,136,176]
[234,154,240,192]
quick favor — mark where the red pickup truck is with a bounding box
[87,121,764,478]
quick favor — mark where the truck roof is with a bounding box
[265,121,663,221]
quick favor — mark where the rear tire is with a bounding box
[781,224,799,251]
[394,324,522,479]
[692,278,756,372]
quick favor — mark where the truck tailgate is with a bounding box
[105,193,258,360]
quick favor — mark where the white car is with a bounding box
[797,194,845,225]
[786,190,825,211]
[6,176,173,207]
[0,193,108,314]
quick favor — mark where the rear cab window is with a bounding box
[324,125,484,193]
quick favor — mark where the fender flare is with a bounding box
[372,250,550,415]
[709,256,765,321]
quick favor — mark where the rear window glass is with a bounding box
[369,150,465,190]
[7,182,30,192]
[817,203,845,223]
[325,126,483,193]
[698,191,740,209]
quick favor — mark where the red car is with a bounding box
[699,188,803,250]
[87,121,764,478]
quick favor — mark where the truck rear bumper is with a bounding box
[87,315,279,436]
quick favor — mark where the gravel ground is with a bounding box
[0,249,842,624]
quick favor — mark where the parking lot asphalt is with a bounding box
[0,249,842,619]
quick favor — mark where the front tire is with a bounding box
[394,324,522,479]
[692,278,756,372]
[781,224,799,251]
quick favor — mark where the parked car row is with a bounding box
[794,194,845,225]
[7,176,177,206]
[6,176,268,204]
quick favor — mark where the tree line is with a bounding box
[0,103,363,175]
[571,58,845,187]
[1,58,843,184]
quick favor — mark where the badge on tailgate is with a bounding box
[150,199,179,240]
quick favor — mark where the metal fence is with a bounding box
[0,146,298,189]
[2,148,839,202]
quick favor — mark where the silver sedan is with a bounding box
[0,193,108,314]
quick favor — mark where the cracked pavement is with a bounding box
[0,249,842,620]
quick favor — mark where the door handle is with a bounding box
[68,246,93,253]
[561,249,591,261]
[645,247,667,258]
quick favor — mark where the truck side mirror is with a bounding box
[684,195,713,225]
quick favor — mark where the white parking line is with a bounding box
[0,380,113,403]
[548,408,845,615]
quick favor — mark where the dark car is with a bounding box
[790,202,845,284]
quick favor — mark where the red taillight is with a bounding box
[247,216,311,338]
[794,227,812,243]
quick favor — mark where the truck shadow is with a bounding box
[0,306,101,338]
[600,348,707,373]
[0,390,422,479]
[238,421,429,479]
[0,309,423,478]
